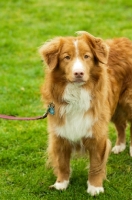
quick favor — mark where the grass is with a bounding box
[0,0,132,199]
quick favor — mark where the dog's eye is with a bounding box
[84,55,89,59]
[65,55,70,60]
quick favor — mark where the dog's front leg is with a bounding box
[85,138,111,196]
[48,133,72,190]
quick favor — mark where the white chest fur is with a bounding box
[55,83,94,142]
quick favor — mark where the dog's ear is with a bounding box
[39,37,62,70]
[77,31,109,64]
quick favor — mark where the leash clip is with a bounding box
[41,103,55,119]
[48,103,55,115]
[43,103,55,117]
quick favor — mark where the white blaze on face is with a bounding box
[74,40,79,55]
[72,58,84,74]
[73,40,84,74]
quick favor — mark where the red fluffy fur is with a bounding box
[39,31,132,195]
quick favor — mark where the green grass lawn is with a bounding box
[0,0,132,199]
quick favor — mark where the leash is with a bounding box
[0,113,48,121]
[0,103,55,121]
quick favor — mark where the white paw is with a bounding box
[49,180,69,190]
[112,143,126,154]
[87,181,104,196]
[130,146,132,157]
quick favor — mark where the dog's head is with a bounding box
[39,31,109,84]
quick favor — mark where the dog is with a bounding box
[39,31,132,196]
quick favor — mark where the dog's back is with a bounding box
[107,38,132,156]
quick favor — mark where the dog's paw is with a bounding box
[112,143,126,154]
[49,180,69,190]
[130,146,132,157]
[87,181,104,196]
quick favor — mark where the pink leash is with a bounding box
[0,103,55,121]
